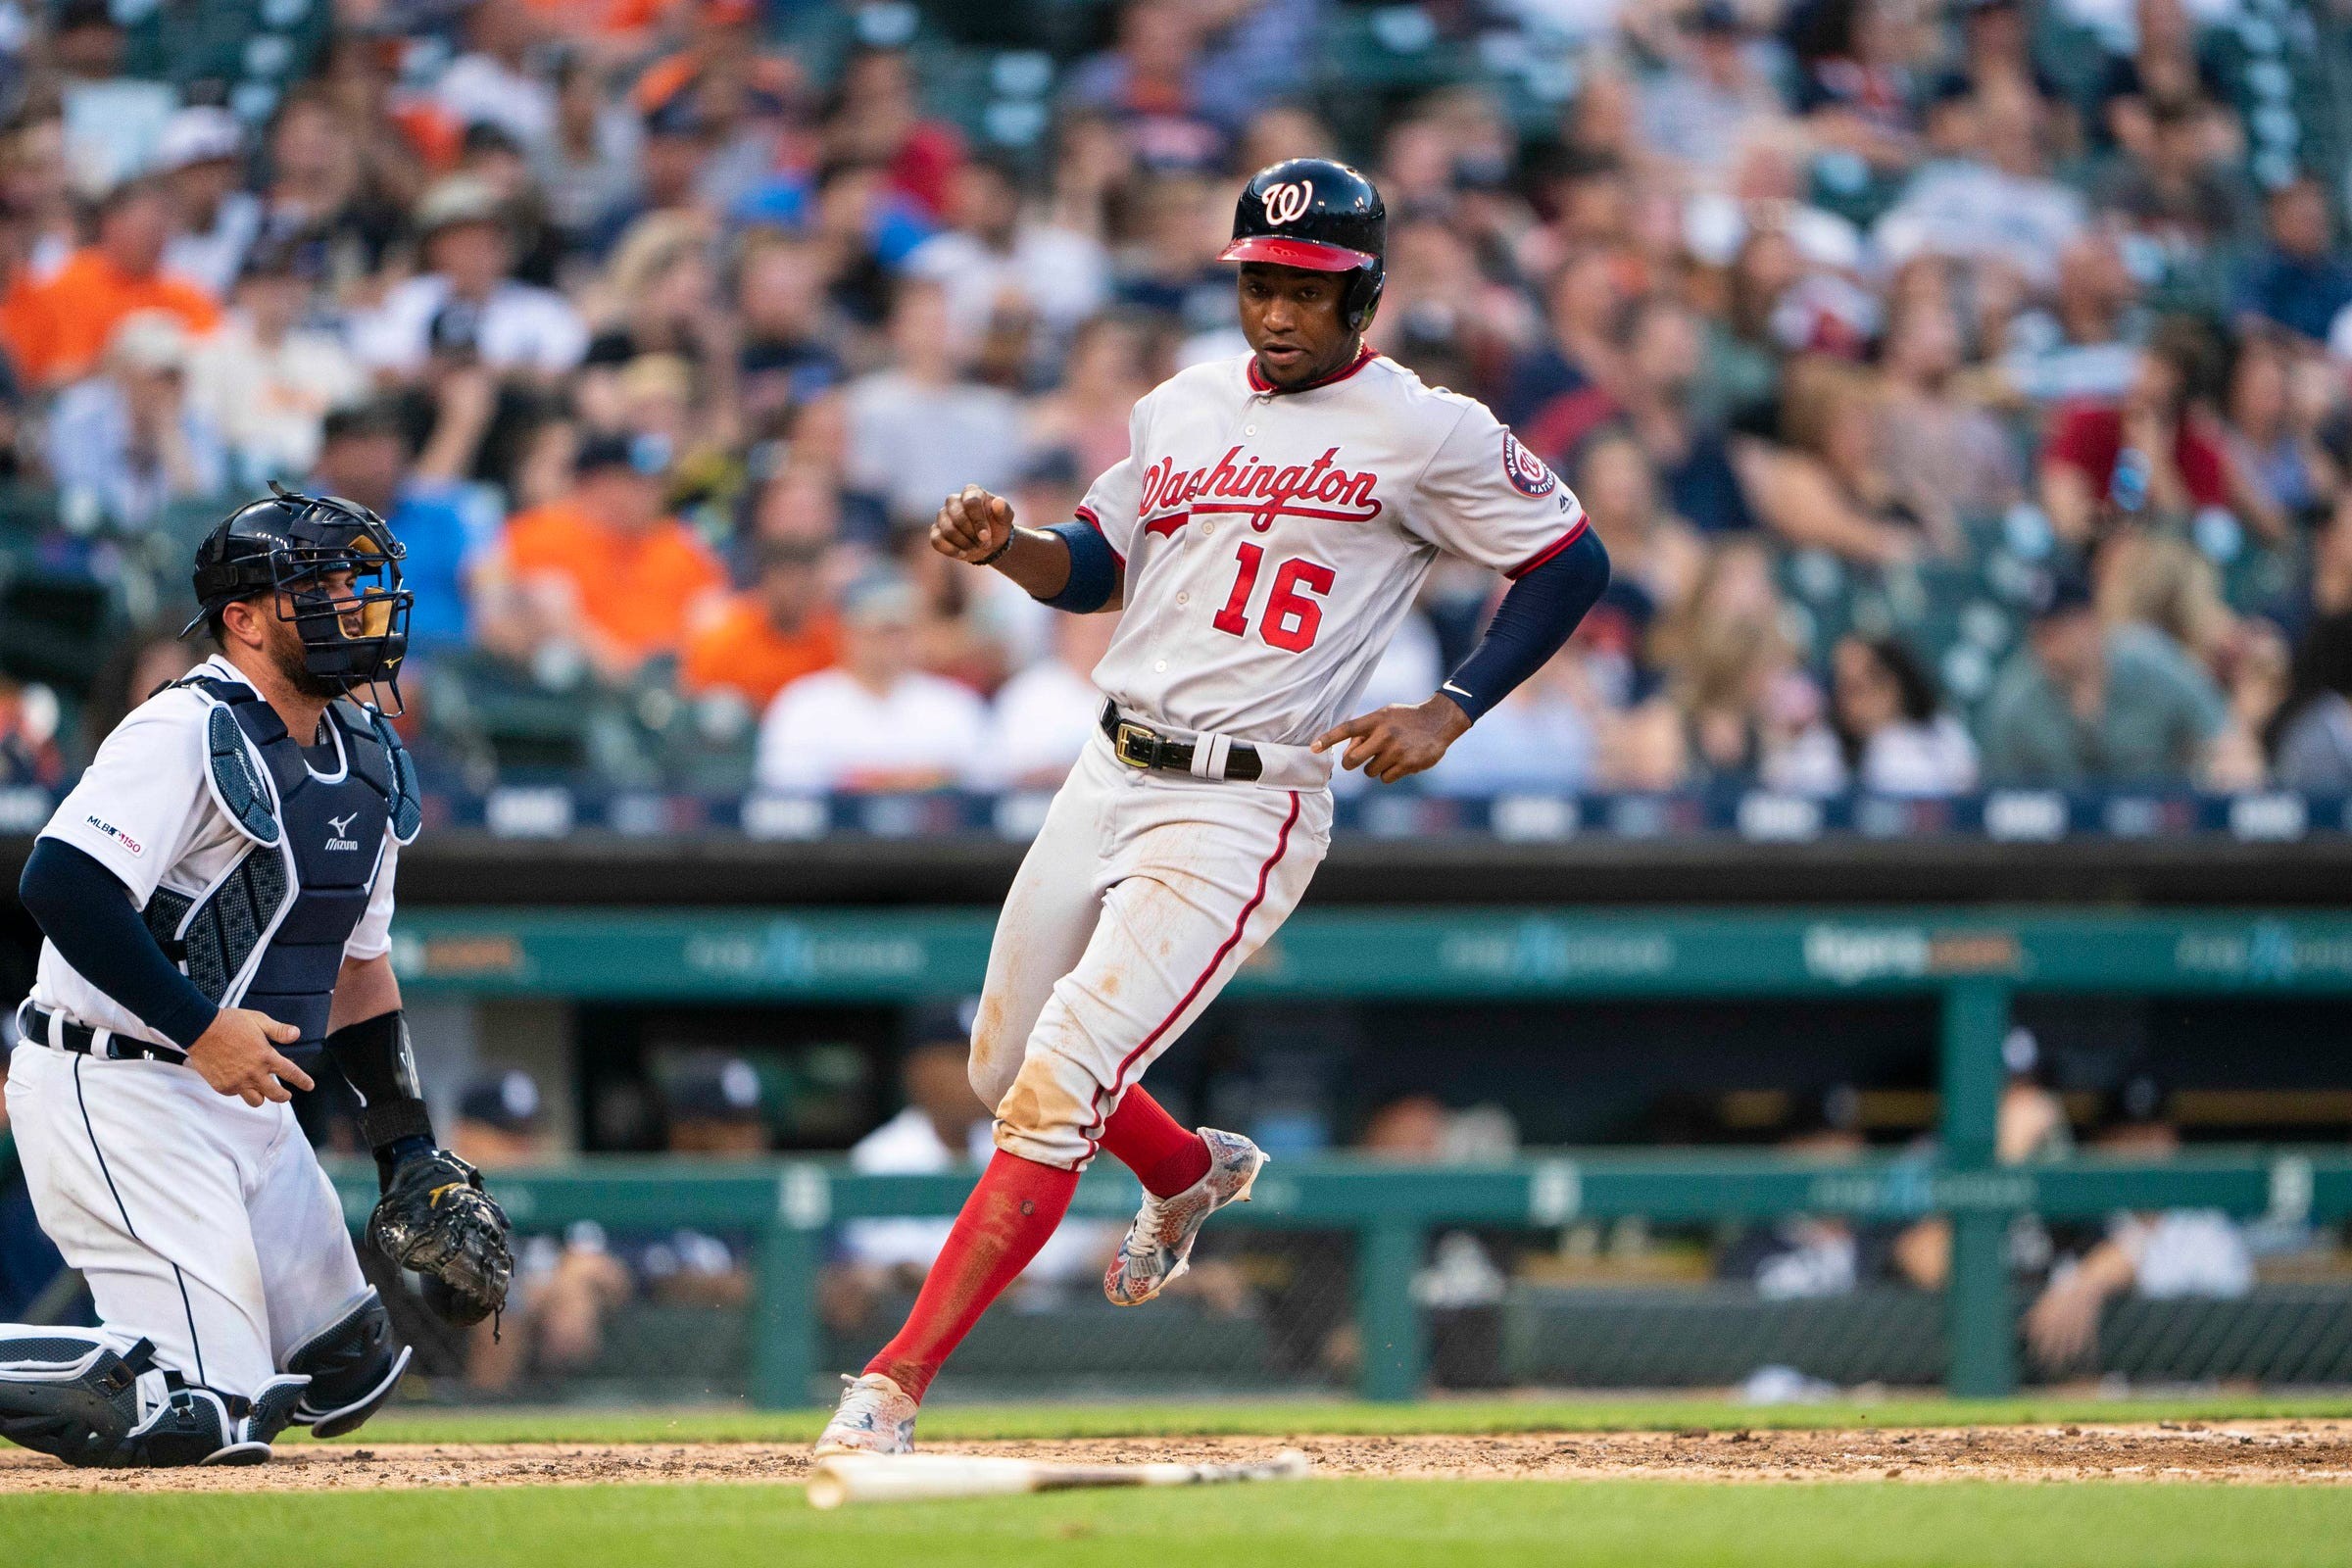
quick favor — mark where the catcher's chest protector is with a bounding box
[144,678,417,1053]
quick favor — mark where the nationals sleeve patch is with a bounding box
[1502,431,1557,498]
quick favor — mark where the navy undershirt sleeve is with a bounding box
[1439,527,1611,721]
[1038,520,1120,613]
[18,839,220,1050]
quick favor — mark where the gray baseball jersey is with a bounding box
[1077,348,1588,746]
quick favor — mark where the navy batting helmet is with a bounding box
[1219,158,1387,332]
[184,483,414,707]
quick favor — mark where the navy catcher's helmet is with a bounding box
[1219,158,1387,332]
[184,483,414,707]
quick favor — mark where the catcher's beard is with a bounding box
[263,606,349,700]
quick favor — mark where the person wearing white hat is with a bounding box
[44,309,226,531]
[349,175,588,381]
[158,107,262,300]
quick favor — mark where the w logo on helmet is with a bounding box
[1262,180,1315,226]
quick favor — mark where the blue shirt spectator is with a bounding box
[1661,433,1756,535]
[2233,179,2352,343]
[312,401,499,654]
[45,311,227,532]
[387,482,500,652]
[729,171,936,271]
[2236,253,2352,345]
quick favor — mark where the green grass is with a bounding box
[5,1480,2349,1568]
[13,1398,2351,1565]
[326,1391,2352,1446]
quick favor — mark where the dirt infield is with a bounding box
[4,1420,2350,1492]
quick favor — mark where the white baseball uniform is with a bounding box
[973,348,1586,1167]
[7,657,390,1399]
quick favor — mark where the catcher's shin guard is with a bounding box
[201,1374,312,1467]
[285,1288,412,1438]
[0,1330,309,1467]
[0,1332,145,1466]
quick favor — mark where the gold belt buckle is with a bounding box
[1113,720,1158,768]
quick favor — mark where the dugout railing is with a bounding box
[332,902,2352,1404]
[328,1148,2352,1406]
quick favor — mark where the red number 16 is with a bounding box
[1210,543,1334,652]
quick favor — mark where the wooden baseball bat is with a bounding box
[806,1448,1311,1509]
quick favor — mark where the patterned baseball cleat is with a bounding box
[1104,1128,1267,1306]
[812,1372,917,1457]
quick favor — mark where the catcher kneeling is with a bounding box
[1,488,509,1467]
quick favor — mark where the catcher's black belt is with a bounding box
[15,1002,187,1065]
[1099,702,1264,782]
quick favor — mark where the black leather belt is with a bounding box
[1099,702,1262,782]
[15,1003,187,1065]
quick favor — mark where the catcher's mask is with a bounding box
[183,482,414,713]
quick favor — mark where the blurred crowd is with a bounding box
[4,0,2352,800]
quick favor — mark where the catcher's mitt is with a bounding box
[367,1150,514,1327]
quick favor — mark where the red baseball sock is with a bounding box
[863,1150,1078,1402]
[1100,1087,1211,1198]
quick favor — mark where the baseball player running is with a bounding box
[0,489,511,1468]
[819,158,1610,1453]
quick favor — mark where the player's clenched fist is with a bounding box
[932,483,1014,564]
[186,1006,315,1106]
[1312,693,1475,784]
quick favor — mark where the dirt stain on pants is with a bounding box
[971,740,1329,1169]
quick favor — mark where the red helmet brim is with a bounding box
[1218,236,1377,271]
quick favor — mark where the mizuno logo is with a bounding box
[324,810,363,852]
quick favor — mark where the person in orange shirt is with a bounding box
[680,536,841,709]
[528,0,677,42]
[632,0,789,119]
[488,429,726,678]
[0,178,221,388]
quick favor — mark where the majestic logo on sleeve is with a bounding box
[1138,445,1383,537]
[1503,432,1557,499]
[1262,180,1314,225]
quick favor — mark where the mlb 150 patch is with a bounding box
[84,814,144,857]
